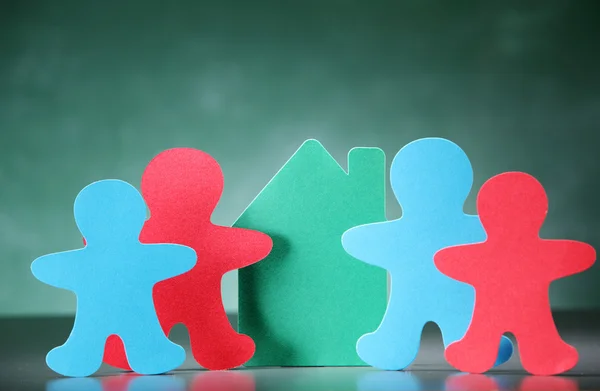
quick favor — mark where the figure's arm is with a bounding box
[31,249,85,290]
[434,244,484,284]
[212,226,273,270]
[342,221,394,269]
[544,240,596,280]
[143,244,196,281]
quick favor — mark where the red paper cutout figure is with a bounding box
[102,148,273,370]
[435,172,596,375]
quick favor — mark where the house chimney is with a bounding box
[347,147,386,194]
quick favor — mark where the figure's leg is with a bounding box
[495,336,514,367]
[357,290,424,370]
[516,309,578,375]
[439,301,513,368]
[186,277,255,370]
[103,335,131,370]
[444,307,504,373]
[104,303,177,371]
[438,292,474,347]
[46,312,106,377]
[121,315,185,375]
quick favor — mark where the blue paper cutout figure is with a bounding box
[342,138,514,370]
[31,179,196,377]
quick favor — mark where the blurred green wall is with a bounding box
[1,0,598,316]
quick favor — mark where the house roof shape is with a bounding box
[234,139,388,367]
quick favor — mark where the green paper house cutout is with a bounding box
[234,139,388,366]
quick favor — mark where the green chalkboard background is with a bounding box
[1,0,598,316]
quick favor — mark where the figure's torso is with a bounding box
[384,214,485,321]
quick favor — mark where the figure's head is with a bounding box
[391,138,474,214]
[477,172,548,238]
[141,148,224,219]
[74,179,146,242]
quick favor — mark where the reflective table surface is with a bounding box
[2,312,600,391]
